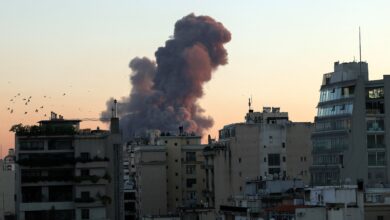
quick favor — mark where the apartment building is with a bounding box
[0,151,16,220]
[203,107,313,213]
[311,61,390,186]
[14,113,123,220]
[132,129,207,218]
[123,145,136,220]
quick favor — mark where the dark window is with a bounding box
[268,154,280,166]
[49,186,72,202]
[20,140,44,150]
[81,169,89,177]
[165,140,168,144]
[264,145,266,148]
[124,192,135,200]
[81,209,89,219]
[22,186,42,203]
[269,168,281,175]
[186,178,196,188]
[48,139,73,150]
[282,156,286,162]
[186,141,190,144]
[80,152,90,160]
[238,158,241,163]
[175,159,178,162]
[174,142,178,146]
[175,186,179,189]
[377,216,384,220]
[264,157,267,162]
[282,142,285,148]
[175,172,178,176]
[186,152,196,162]
[81,191,90,200]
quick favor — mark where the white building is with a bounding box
[296,184,365,220]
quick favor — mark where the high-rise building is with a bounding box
[310,61,390,186]
[132,129,208,218]
[14,113,123,220]
[203,107,313,213]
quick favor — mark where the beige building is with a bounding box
[14,112,123,220]
[133,130,208,218]
[204,107,313,212]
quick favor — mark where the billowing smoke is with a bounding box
[102,13,231,140]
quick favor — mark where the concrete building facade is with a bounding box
[14,113,123,220]
[203,107,313,214]
[311,61,390,186]
[132,131,208,218]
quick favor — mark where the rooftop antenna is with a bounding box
[248,96,253,112]
[114,99,118,118]
[359,27,362,75]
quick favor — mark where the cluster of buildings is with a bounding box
[2,61,390,220]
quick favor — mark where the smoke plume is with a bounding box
[102,13,231,139]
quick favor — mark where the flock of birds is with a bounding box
[5,92,68,117]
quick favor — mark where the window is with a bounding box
[80,169,89,177]
[186,178,196,188]
[268,154,280,166]
[367,87,384,99]
[186,165,196,175]
[377,216,384,220]
[367,119,385,132]
[20,140,44,150]
[368,152,386,166]
[282,156,286,162]
[269,168,280,175]
[238,158,241,163]
[186,152,196,162]
[174,143,178,146]
[264,157,267,162]
[175,159,178,162]
[187,191,197,200]
[282,142,285,148]
[175,172,178,176]
[239,171,242,177]
[264,145,266,148]
[81,191,90,199]
[81,209,89,219]
[80,152,90,160]
[367,134,385,148]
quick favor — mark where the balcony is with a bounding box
[74,173,111,184]
[21,175,74,183]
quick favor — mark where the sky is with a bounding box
[1,0,390,157]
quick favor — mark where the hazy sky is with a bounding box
[1,0,390,156]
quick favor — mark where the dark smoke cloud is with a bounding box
[102,13,231,140]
